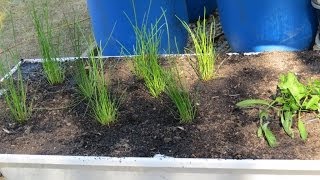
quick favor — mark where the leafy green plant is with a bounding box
[236,72,319,147]
[164,69,196,123]
[31,2,65,85]
[123,1,166,98]
[179,10,216,81]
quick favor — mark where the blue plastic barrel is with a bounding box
[216,0,317,52]
[186,0,217,22]
[87,0,189,56]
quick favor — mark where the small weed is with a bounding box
[179,9,216,81]
[237,72,319,147]
[30,2,65,85]
[164,69,196,123]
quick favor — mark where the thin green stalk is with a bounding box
[90,76,118,126]
[0,52,32,123]
[30,2,65,85]
[64,10,83,58]
[179,9,216,81]
[77,48,118,125]
[3,69,32,123]
[124,1,167,97]
[89,52,118,125]
[74,59,95,99]
[164,69,196,123]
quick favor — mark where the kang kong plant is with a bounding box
[179,9,216,81]
[236,72,318,147]
[31,2,65,85]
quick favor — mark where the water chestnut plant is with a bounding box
[179,9,216,81]
[31,2,65,85]
[124,1,167,98]
[164,69,196,123]
[0,55,32,123]
[84,49,118,125]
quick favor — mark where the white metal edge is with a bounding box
[22,52,261,63]
[1,154,320,172]
[0,61,22,96]
[0,61,22,83]
[22,53,189,63]
[0,52,261,97]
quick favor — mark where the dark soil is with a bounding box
[1,51,320,159]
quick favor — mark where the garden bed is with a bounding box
[1,51,320,159]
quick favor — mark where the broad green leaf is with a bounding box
[281,111,294,138]
[262,123,277,147]
[236,99,270,108]
[259,110,269,121]
[278,73,306,105]
[274,97,285,104]
[309,80,320,94]
[298,119,308,141]
[257,126,263,138]
[289,97,300,111]
[304,95,320,110]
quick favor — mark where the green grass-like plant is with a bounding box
[179,10,216,81]
[0,55,32,123]
[31,2,65,85]
[3,70,32,123]
[90,74,118,126]
[81,49,118,125]
[122,1,166,98]
[0,52,32,123]
[74,46,100,100]
[64,10,90,58]
[164,69,196,123]
[74,60,95,100]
